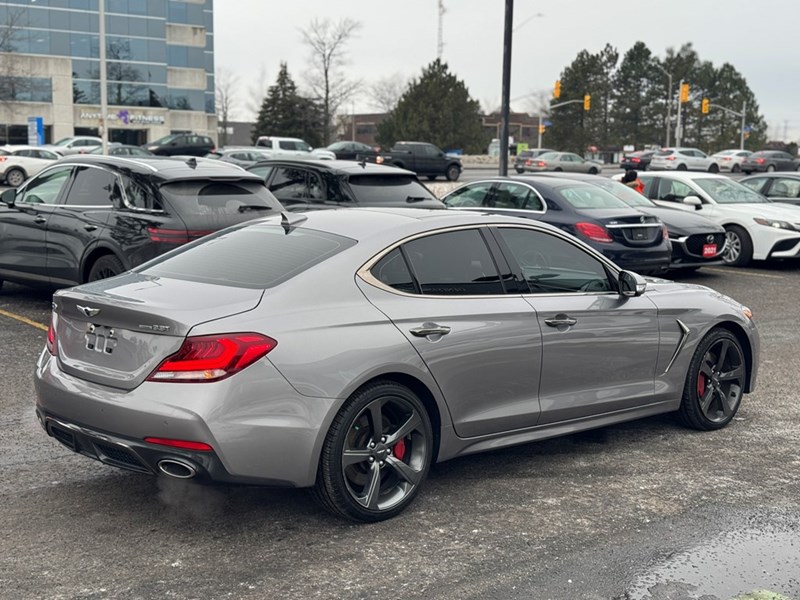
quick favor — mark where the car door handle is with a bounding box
[410,323,452,337]
[34,216,47,224]
[544,316,577,327]
[84,225,97,232]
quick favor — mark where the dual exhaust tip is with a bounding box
[157,458,198,479]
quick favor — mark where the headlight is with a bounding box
[753,217,797,231]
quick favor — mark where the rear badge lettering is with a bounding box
[138,324,171,333]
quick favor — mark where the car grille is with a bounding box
[685,232,726,257]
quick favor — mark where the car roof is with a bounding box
[637,171,726,182]
[54,154,264,182]
[461,175,601,191]
[249,158,416,176]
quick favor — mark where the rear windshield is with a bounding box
[655,150,675,156]
[348,174,439,205]
[557,185,630,209]
[139,224,356,289]
[159,180,283,218]
[517,151,533,158]
[588,179,653,207]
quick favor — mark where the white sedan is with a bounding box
[638,171,800,266]
[0,145,61,187]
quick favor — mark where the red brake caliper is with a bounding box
[393,438,406,461]
[697,373,706,397]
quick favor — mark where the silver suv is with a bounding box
[649,147,719,172]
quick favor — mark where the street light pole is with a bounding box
[655,64,673,147]
[98,0,108,153]
[498,0,514,176]
[675,78,684,147]
[740,101,747,150]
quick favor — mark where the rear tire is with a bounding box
[732,164,741,173]
[722,225,752,267]
[312,381,433,522]
[679,328,746,431]
[677,163,688,171]
[767,164,776,172]
[445,164,461,181]
[554,167,563,172]
[87,255,125,282]
[5,168,26,187]
[708,163,719,173]
[743,170,752,175]
[515,167,525,174]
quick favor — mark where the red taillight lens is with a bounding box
[147,227,213,244]
[666,156,676,161]
[662,225,670,241]
[148,333,277,383]
[536,161,546,167]
[144,437,213,451]
[575,222,613,243]
[0,156,7,162]
[46,313,57,355]
[376,156,384,164]
[631,157,640,163]
[525,159,532,166]
[755,158,765,164]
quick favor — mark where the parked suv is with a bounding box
[0,155,282,291]
[649,147,719,172]
[254,136,335,160]
[247,159,444,211]
[145,133,215,157]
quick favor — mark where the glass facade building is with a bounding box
[0,0,215,145]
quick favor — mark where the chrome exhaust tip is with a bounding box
[157,459,197,479]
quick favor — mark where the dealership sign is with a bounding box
[79,111,165,125]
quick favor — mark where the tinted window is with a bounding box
[269,167,308,200]
[403,229,503,296]
[278,140,297,150]
[443,182,492,207]
[18,167,72,205]
[159,181,281,217]
[492,182,544,211]
[765,177,800,199]
[120,174,162,210]
[557,185,629,209]
[140,225,356,289]
[348,175,437,205]
[498,227,613,294]
[739,177,767,194]
[64,166,116,206]
[248,165,274,180]
[371,248,417,294]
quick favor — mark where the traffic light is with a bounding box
[680,82,690,103]
[539,124,546,134]
[554,80,561,99]
[583,94,591,111]
[701,98,709,114]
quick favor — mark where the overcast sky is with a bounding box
[214,0,800,142]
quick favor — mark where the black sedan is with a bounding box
[0,155,282,291]
[741,150,798,174]
[441,176,671,274]
[620,150,655,171]
[740,173,800,206]
[325,140,380,161]
[247,159,444,210]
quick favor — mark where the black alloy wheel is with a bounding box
[87,255,124,282]
[313,381,433,522]
[679,328,746,430]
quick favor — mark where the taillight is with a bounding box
[148,333,277,383]
[536,161,546,167]
[46,313,57,355]
[525,159,532,166]
[0,156,7,162]
[147,227,213,244]
[575,222,613,243]
[631,157,640,163]
[662,225,670,241]
[376,156,384,164]
[144,437,213,451]
[755,158,765,164]
[666,156,676,161]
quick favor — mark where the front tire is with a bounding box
[87,254,124,282]
[722,225,753,267]
[515,167,525,174]
[732,164,741,173]
[313,381,433,522]
[445,164,461,181]
[708,163,720,173]
[679,329,746,430]
[767,164,776,172]
[588,167,599,175]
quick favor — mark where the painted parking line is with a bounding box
[0,308,48,332]
[703,267,785,280]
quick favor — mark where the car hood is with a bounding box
[637,206,724,235]
[709,202,800,221]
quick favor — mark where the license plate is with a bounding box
[702,243,717,258]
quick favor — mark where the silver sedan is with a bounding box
[35,209,759,521]
[524,151,603,174]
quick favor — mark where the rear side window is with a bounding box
[348,174,437,204]
[64,166,117,206]
[159,180,282,216]
[557,185,628,209]
[140,225,356,288]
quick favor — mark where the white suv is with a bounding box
[649,147,719,173]
[255,136,335,160]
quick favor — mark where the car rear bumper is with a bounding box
[34,349,338,488]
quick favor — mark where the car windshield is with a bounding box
[53,137,77,146]
[327,141,349,151]
[589,179,654,207]
[348,174,439,204]
[694,178,769,204]
[151,134,180,146]
[557,185,630,209]
[715,150,736,156]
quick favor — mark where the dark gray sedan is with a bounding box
[740,172,800,205]
[35,209,759,522]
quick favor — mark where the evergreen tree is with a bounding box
[376,60,488,153]
[610,42,663,149]
[252,63,324,147]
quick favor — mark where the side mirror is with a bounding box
[619,270,647,297]
[1,188,16,208]
[683,195,702,209]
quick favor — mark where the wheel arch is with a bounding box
[4,165,28,182]
[81,245,127,284]
[712,320,756,394]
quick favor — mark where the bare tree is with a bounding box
[369,73,408,113]
[0,6,31,142]
[245,63,269,122]
[215,66,239,147]
[300,17,361,145]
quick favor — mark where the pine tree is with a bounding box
[376,60,488,153]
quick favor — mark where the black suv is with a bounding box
[246,159,444,211]
[0,155,282,291]
[144,133,215,157]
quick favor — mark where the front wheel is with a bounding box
[515,167,525,174]
[445,164,461,181]
[767,164,776,173]
[87,254,124,282]
[679,329,746,430]
[722,225,753,267]
[313,381,433,522]
[426,175,437,181]
[588,166,599,175]
[732,164,741,173]
[708,163,719,173]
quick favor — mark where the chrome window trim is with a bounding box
[444,178,547,215]
[15,164,75,207]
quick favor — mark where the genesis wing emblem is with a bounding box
[76,305,101,318]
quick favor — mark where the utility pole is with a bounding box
[98,0,108,153]
[708,101,748,150]
[498,0,513,176]
[675,78,683,147]
[655,64,673,147]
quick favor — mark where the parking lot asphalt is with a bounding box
[1,257,799,599]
